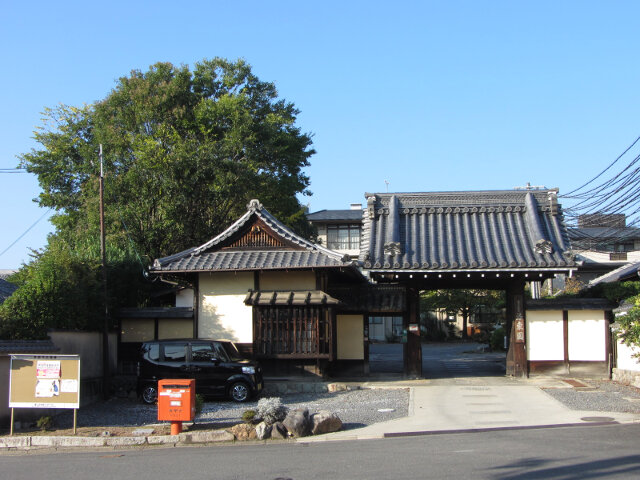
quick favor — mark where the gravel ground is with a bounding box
[19,379,640,435]
[50,387,410,432]
[543,380,640,413]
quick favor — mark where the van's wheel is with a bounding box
[141,384,158,404]
[229,381,250,402]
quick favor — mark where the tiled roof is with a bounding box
[115,307,194,319]
[153,200,353,272]
[307,209,364,222]
[588,261,640,286]
[569,227,640,241]
[0,340,59,355]
[0,277,17,303]
[526,298,615,311]
[244,290,341,306]
[360,190,576,272]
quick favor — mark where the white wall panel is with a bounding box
[526,310,564,361]
[199,272,254,343]
[568,310,605,361]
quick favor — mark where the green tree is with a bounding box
[616,296,640,352]
[0,239,151,339]
[6,57,315,339]
[20,58,315,260]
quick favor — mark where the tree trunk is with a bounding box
[462,311,468,339]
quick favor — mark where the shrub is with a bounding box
[36,416,54,431]
[241,409,257,424]
[195,394,204,416]
[256,397,288,425]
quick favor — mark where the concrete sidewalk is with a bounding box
[301,377,640,442]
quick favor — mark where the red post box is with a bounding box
[157,379,196,434]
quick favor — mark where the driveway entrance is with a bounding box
[369,342,506,378]
[422,343,505,379]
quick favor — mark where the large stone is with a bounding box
[270,422,289,440]
[227,423,257,441]
[283,408,311,437]
[255,422,272,440]
[311,410,343,435]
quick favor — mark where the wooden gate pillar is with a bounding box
[506,279,528,377]
[405,287,422,377]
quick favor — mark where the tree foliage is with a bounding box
[5,58,316,339]
[20,58,315,261]
[583,281,640,304]
[0,239,152,339]
[616,299,640,351]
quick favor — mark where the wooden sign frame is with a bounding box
[8,354,81,435]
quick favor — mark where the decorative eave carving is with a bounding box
[535,239,554,255]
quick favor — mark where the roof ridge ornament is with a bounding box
[247,199,263,211]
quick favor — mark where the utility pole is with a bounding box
[99,145,110,399]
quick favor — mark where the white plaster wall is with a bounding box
[337,314,364,360]
[176,288,194,307]
[568,310,606,361]
[617,339,640,371]
[199,272,254,343]
[526,311,564,361]
[260,271,316,290]
[48,331,117,378]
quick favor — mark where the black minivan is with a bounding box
[136,339,263,404]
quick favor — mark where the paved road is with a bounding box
[3,424,640,479]
[423,342,505,380]
[369,341,505,378]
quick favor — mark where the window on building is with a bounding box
[327,224,361,250]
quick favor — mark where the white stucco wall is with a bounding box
[617,339,640,371]
[337,314,364,360]
[526,310,564,361]
[568,310,606,361]
[176,288,194,307]
[199,272,254,343]
[259,271,316,290]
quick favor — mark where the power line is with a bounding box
[0,209,53,259]
[562,135,640,198]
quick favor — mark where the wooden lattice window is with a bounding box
[253,306,333,360]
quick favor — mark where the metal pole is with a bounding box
[100,145,110,400]
[73,409,77,435]
[10,408,14,436]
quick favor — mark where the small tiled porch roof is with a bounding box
[152,200,355,273]
[244,290,341,306]
[360,190,576,273]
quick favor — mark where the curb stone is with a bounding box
[0,429,237,450]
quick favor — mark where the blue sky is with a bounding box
[1,1,639,269]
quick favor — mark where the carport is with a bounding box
[358,190,577,377]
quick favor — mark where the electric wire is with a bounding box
[560,135,640,250]
[0,208,53,259]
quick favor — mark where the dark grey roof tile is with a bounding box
[361,190,575,272]
[307,209,363,222]
[153,200,353,272]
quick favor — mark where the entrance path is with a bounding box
[305,375,640,442]
[309,343,640,442]
[422,342,506,378]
